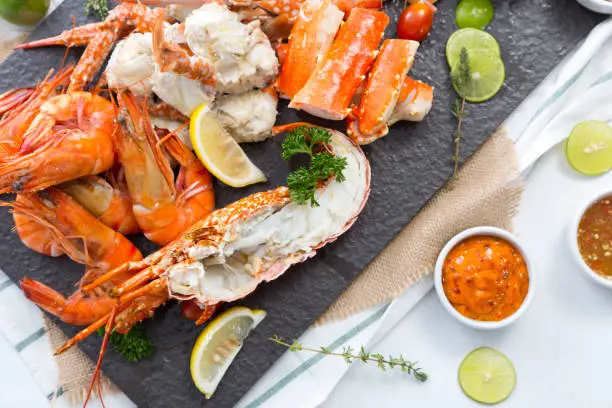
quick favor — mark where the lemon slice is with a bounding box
[190,104,266,187]
[190,306,266,399]
[458,347,516,404]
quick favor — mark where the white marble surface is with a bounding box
[323,145,612,407]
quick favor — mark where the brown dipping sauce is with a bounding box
[442,235,529,322]
[578,194,612,278]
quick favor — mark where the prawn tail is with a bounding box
[20,277,67,317]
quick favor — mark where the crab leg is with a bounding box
[389,77,434,124]
[151,16,216,87]
[346,39,419,145]
[275,0,344,100]
[290,8,389,120]
[15,23,105,50]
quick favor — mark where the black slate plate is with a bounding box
[0,1,603,407]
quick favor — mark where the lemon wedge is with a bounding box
[190,104,266,187]
[190,306,266,399]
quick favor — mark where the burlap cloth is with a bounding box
[0,33,522,404]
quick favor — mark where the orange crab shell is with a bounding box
[347,39,420,145]
[275,0,344,99]
[390,77,435,124]
[289,8,389,120]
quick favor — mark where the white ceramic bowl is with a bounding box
[434,226,535,330]
[577,0,612,14]
[569,190,612,289]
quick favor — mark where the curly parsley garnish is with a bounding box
[86,0,109,20]
[96,323,153,362]
[281,126,347,207]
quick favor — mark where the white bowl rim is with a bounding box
[576,0,612,14]
[569,189,612,289]
[433,226,535,330]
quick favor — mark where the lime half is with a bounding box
[456,0,495,30]
[459,347,516,405]
[566,120,612,176]
[451,48,505,103]
[446,28,501,68]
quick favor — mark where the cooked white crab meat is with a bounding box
[152,72,215,117]
[167,4,198,22]
[106,32,156,96]
[166,131,370,304]
[215,89,278,143]
[106,31,215,116]
[183,3,279,94]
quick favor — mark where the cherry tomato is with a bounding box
[180,299,204,321]
[397,2,435,42]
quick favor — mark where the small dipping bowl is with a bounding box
[576,0,612,14]
[434,226,535,330]
[569,190,612,289]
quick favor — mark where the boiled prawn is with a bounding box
[116,90,215,246]
[0,92,116,194]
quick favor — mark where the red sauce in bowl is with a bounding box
[442,235,529,322]
[578,194,612,278]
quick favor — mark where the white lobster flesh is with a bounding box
[166,128,369,304]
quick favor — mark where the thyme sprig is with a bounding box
[270,336,428,382]
[450,47,471,176]
[86,0,109,20]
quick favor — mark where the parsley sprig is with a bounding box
[86,0,109,20]
[281,127,347,207]
[270,336,428,382]
[96,323,153,362]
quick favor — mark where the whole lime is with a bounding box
[0,0,49,26]
[456,0,494,30]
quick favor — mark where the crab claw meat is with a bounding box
[215,88,279,143]
[275,0,344,100]
[389,77,434,124]
[290,8,389,120]
[347,39,420,145]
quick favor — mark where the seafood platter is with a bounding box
[0,0,602,406]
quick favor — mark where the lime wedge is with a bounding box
[190,104,267,187]
[566,120,612,176]
[451,48,505,103]
[446,28,501,68]
[190,307,266,399]
[456,0,495,30]
[459,347,516,405]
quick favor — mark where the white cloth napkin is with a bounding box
[1,8,612,408]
